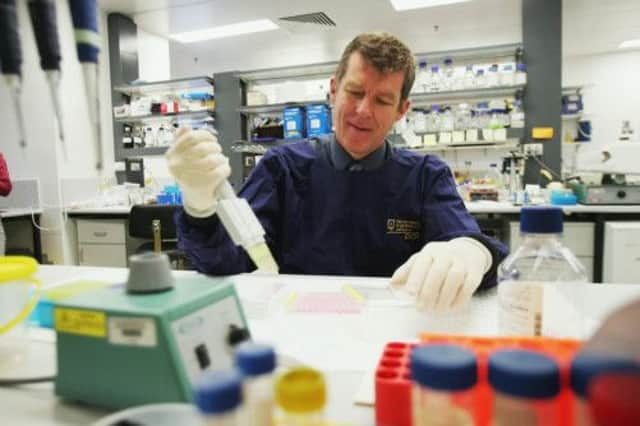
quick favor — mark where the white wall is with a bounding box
[0,1,113,263]
[563,50,640,147]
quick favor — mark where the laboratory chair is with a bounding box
[128,205,192,270]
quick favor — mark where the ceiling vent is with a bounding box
[278,12,336,27]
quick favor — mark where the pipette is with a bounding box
[215,180,279,274]
[67,0,102,171]
[200,128,278,274]
[28,0,66,155]
[0,0,27,148]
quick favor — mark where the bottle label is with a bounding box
[498,280,543,336]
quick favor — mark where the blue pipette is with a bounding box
[0,0,27,148]
[28,0,66,155]
[67,0,102,170]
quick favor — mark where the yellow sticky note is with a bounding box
[532,127,554,139]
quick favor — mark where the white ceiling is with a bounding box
[98,0,640,74]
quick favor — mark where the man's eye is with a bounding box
[347,90,364,97]
[377,98,394,106]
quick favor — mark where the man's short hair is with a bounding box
[335,32,416,105]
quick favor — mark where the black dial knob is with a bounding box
[617,190,627,199]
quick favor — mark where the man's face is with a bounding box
[330,51,410,160]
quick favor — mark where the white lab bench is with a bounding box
[1,265,639,425]
[64,203,640,282]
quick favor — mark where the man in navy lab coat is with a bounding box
[166,32,507,312]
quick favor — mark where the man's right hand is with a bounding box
[166,127,231,218]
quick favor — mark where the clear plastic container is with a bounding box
[475,69,487,87]
[510,100,525,128]
[570,352,640,426]
[415,61,430,94]
[498,207,588,337]
[275,367,325,425]
[515,63,527,85]
[463,65,475,89]
[0,256,41,374]
[428,105,441,133]
[442,57,455,90]
[487,64,500,87]
[411,344,477,426]
[440,107,454,132]
[429,66,441,92]
[489,349,561,426]
[499,64,515,86]
[454,103,471,131]
[235,343,276,426]
[194,370,244,425]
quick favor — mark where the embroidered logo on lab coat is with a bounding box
[386,219,420,240]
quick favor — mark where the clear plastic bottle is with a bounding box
[487,163,504,189]
[275,367,326,426]
[498,207,588,337]
[443,57,455,90]
[454,103,471,132]
[515,63,527,85]
[429,65,441,92]
[411,344,477,426]
[475,69,487,88]
[235,343,276,426]
[489,349,561,426]
[415,60,430,93]
[487,64,499,87]
[510,100,525,128]
[194,370,244,426]
[499,64,515,86]
[463,65,475,89]
[570,352,640,426]
[428,105,441,133]
[440,107,454,132]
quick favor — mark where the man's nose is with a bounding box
[355,96,374,117]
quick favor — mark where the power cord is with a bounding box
[0,376,56,386]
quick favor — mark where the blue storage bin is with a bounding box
[306,104,331,137]
[283,107,305,139]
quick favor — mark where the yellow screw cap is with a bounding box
[0,256,38,284]
[275,367,326,413]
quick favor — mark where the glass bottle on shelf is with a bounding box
[442,57,455,90]
[429,66,441,92]
[516,63,527,85]
[414,60,430,94]
[487,64,499,87]
[463,65,475,89]
[510,100,525,128]
[499,64,515,86]
[475,69,487,88]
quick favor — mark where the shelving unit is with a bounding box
[410,85,525,106]
[113,76,214,96]
[408,139,520,154]
[238,100,328,115]
[111,76,215,161]
[114,110,215,124]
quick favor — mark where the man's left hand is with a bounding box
[391,237,492,312]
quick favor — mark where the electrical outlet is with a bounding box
[523,143,543,156]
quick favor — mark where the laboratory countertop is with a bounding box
[0,207,42,219]
[64,202,640,217]
[2,265,640,425]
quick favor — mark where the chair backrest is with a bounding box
[128,205,179,240]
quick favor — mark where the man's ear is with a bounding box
[329,75,337,104]
[396,98,411,121]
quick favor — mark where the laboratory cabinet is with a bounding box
[76,219,128,267]
[603,221,640,284]
[509,221,595,282]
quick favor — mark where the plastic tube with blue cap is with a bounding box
[0,0,27,148]
[28,0,66,156]
[67,0,102,171]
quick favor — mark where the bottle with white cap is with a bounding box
[194,370,244,426]
[235,342,276,426]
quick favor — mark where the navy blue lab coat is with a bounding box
[176,136,508,289]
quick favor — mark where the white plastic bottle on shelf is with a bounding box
[510,100,525,128]
[454,103,471,131]
[429,66,441,92]
[499,64,515,86]
[429,105,441,133]
[415,60,430,93]
[475,69,487,88]
[487,64,499,87]
[463,65,475,89]
[515,63,527,85]
[498,207,588,337]
[440,107,454,132]
[442,57,455,90]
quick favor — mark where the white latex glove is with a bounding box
[390,237,492,312]
[166,127,231,218]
